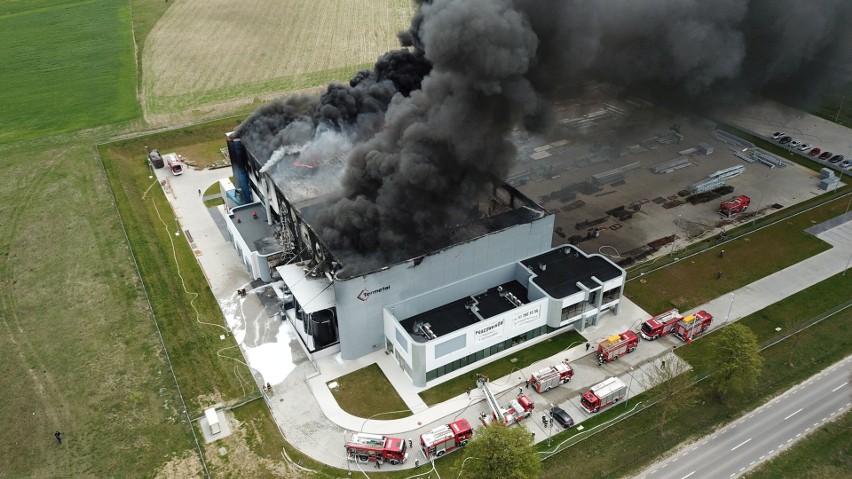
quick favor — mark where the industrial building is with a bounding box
[223,133,626,387]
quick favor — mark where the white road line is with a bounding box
[814,422,819,427]
[739,467,746,472]
[831,381,848,392]
[822,417,828,421]
[731,438,752,451]
[680,472,695,479]
[729,473,736,478]
[691,447,698,451]
[784,408,803,420]
[796,433,801,438]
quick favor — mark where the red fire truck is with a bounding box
[581,377,628,413]
[639,309,683,340]
[673,310,713,343]
[420,419,473,459]
[529,360,574,393]
[344,433,408,465]
[478,378,535,425]
[597,330,639,364]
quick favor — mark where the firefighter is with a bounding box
[415,460,420,468]
[719,249,725,258]
[716,271,723,280]
[586,342,591,352]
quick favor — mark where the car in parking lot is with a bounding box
[771,131,786,139]
[798,143,812,151]
[819,151,833,160]
[549,406,575,429]
[829,155,844,164]
[779,136,793,144]
[839,159,852,169]
[789,140,802,148]
[809,148,822,156]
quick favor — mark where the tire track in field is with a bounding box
[0,155,78,434]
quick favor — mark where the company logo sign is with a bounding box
[357,285,390,301]
[474,319,505,343]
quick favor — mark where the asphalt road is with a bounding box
[635,355,852,479]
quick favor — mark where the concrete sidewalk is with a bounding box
[154,163,852,471]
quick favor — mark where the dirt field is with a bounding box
[142,0,415,119]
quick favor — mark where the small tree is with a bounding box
[645,357,698,434]
[463,423,541,479]
[709,323,764,402]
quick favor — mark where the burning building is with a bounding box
[224,133,624,387]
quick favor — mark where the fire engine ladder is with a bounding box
[477,377,504,423]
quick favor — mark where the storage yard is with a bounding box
[509,98,830,264]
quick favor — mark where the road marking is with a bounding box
[729,473,736,478]
[784,408,803,420]
[759,455,765,460]
[731,438,752,451]
[787,438,793,443]
[822,417,828,421]
[769,449,775,454]
[673,457,679,462]
[680,472,695,479]
[691,446,697,451]
[749,461,754,466]
[739,467,746,472]
[796,433,801,438]
[814,422,820,427]
[806,427,811,432]
[831,381,847,392]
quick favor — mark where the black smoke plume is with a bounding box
[238,0,852,272]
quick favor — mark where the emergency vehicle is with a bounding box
[529,360,574,393]
[344,433,408,465]
[640,309,682,340]
[581,377,627,413]
[420,419,473,459]
[673,310,713,342]
[597,330,639,363]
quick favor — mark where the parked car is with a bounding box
[798,143,812,151]
[809,148,822,157]
[789,140,802,148]
[829,155,844,164]
[771,131,786,139]
[819,151,833,160]
[839,159,852,169]
[549,406,575,429]
[779,136,793,144]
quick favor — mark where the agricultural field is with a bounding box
[0,0,139,144]
[141,0,415,120]
[0,0,417,476]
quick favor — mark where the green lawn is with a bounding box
[624,194,852,313]
[744,411,851,479]
[0,0,139,144]
[330,364,412,420]
[419,330,586,406]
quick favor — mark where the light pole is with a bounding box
[547,403,554,447]
[724,292,736,325]
[624,367,635,410]
[669,215,682,258]
[752,172,771,227]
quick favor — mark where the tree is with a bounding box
[709,323,764,401]
[462,423,541,479]
[645,356,698,434]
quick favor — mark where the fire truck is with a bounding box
[420,419,473,459]
[581,377,628,413]
[640,309,683,340]
[163,152,184,176]
[719,195,750,217]
[673,310,713,342]
[478,377,535,425]
[344,433,408,465]
[597,330,639,363]
[529,360,574,393]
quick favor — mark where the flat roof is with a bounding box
[400,280,529,343]
[230,203,281,255]
[277,263,336,313]
[522,247,622,298]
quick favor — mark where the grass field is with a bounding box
[744,411,851,479]
[624,194,852,313]
[0,134,195,476]
[0,0,139,144]
[141,0,415,116]
[330,364,412,420]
